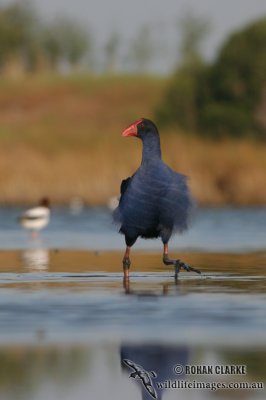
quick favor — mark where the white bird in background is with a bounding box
[18,198,50,239]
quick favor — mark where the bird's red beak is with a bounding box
[122,119,144,137]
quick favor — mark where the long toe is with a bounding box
[178,260,201,274]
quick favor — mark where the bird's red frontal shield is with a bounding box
[122,118,144,137]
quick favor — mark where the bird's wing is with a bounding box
[112,173,137,225]
[120,171,138,196]
[21,207,49,220]
[120,177,131,197]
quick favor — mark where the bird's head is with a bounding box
[122,118,159,140]
[39,197,50,208]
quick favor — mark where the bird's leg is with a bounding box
[31,230,38,240]
[163,243,201,277]
[123,246,131,280]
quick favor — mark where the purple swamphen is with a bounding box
[113,118,201,279]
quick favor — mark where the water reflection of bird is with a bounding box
[20,248,49,270]
[123,278,179,296]
[69,196,84,215]
[113,118,201,280]
[18,198,50,239]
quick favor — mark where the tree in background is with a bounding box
[127,26,155,73]
[157,15,266,139]
[198,17,266,138]
[41,17,92,72]
[103,32,120,73]
[0,2,92,74]
[0,2,38,72]
[178,10,210,67]
[156,11,210,132]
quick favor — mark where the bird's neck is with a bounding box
[141,134,162,165]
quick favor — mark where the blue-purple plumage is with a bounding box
[113,119,194,247]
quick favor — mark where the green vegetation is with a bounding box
[0,2,160,75]
[157,17,266,139]
[0,2,91,74]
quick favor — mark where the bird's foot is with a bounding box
[163,255,201,277]
[174,260,201,275]
[31,231,38,240]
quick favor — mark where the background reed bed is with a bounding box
[0,75,265,206]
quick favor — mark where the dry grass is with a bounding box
[0,74,265,206]
[162,134,266,205]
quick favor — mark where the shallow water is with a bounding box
[0,206,266,251]
[0,207,265,399]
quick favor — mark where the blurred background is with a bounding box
[0,0,265,206]
[0,2,266,400]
